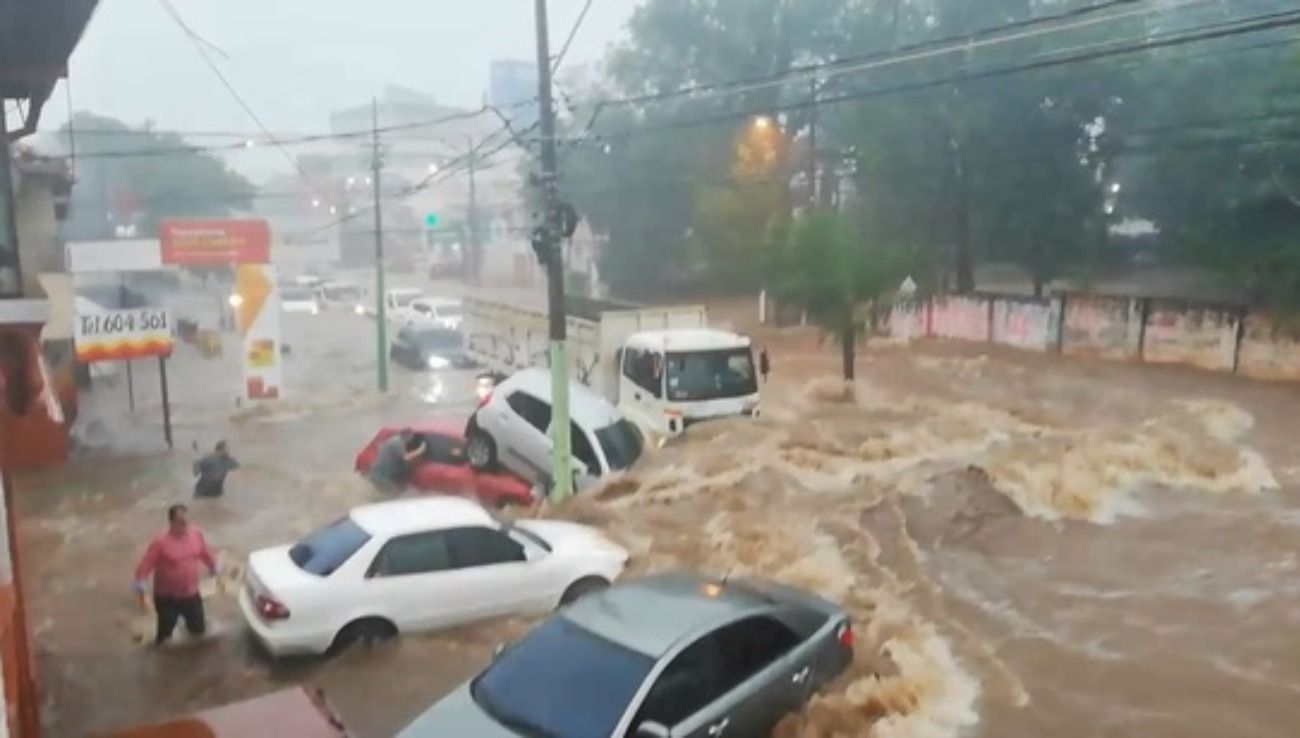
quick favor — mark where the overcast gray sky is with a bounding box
[37,0,640,174]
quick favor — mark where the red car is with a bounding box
[354,421,534,508]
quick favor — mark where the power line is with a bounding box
[552,0,596,75]
[157,0,333,207]
[589,0,1182,110]
[554,6,1300,146]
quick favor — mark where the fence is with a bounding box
[886,292,1300,382]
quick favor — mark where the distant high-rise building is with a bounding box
[489,60,539,131]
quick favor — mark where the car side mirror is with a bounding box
[635,722,672,738]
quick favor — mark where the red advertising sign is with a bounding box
[159,219,271,265]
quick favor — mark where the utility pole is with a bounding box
[533,0,574,502]
[807,76,819,210]
[371,97,390,392]
[466,135,480,284]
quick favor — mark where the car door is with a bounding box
[442,526,541,617]
[627,616,807,738]
[501,391,554,481]
[363,530,459,632]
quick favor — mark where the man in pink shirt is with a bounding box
[133,504,218,646]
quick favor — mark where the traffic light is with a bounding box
[424,213,440,229]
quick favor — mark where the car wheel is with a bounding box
[467,427,497,470]
[560,576,610,607]
[330,617,397,654]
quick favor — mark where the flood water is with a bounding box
[17,288,1300,737]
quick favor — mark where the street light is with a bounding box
[752,115,774,131]
[227,293,244,309]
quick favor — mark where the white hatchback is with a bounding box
[466,368,645,492]
[238,496,629,657]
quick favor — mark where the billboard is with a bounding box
[160,219,271,266]
[234,264,283,400]
[74,307,174,362]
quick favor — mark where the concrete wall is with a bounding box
[991,297,1056,352]
[1237,315,1300,382]
[1142,301,1239,372]
[886,291,1300,383]
[930,296,989,342]
[1062,295,1142,360]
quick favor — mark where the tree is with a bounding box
[770,211,909,380]
[58,113,255,239]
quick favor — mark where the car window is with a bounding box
[289,516,372,576]
[631,631,722,729]
[622,348,664,397]
[507,391,552,433]
[472,617,655,738]
[712,616,801,693]
[446,526,526,568]
[414,303,432,313]
[369,531,453,577]
[630,616,800,731]
[571,422,600,472]
[597,420,644,471]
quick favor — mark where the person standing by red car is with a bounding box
[132,504,218,647]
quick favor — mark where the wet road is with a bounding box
[18,286,1300,738]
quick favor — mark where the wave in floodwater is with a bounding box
[559,373,1281,738]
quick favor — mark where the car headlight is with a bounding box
[353,304,366,315]
[426,355,451,370]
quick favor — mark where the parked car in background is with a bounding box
[105,687,350,738]
[239,496,628,657]
[281,285,322,315]
[405,297,464,331]
[466,368,644,491]
[381,287,424,321]
[354,422,533,508]
[397,572,855,738]
[390,325,473,371]
[317,280,366,312]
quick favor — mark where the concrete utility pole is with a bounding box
[466,135,481,284]
[533,0,574,502]
[371,97,390,392]
[807,76,819,210]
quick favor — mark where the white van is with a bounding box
[618,329,760,436]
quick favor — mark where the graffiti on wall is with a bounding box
[991,299,1053,351]
[1142,303,1239,371]
[1237,315,1300,382]
[930,297,989,342]
[1062,296,1141,359]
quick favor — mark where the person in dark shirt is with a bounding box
[759,346,771,384]
[193,441,239,498]
[367,429,426,494]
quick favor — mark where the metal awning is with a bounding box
[0,0,98,100]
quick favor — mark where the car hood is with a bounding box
[397,685,519,738]
[517,520,628,560]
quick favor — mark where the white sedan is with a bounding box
[238,496,629,657]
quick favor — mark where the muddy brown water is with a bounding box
[19,321,1300,737]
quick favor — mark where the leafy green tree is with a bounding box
[770,211,909,380]
[57,113,255,239]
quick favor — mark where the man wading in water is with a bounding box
[193,440,239,498]
[132,504,219,647]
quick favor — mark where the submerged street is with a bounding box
[17,300,1300,738]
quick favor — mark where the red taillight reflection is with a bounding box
[836,620,854,650]
[256,593,291,621]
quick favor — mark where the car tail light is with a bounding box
[256,593,291,621]
[836,620,854,650]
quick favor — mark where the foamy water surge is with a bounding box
[559,375,1279,738]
